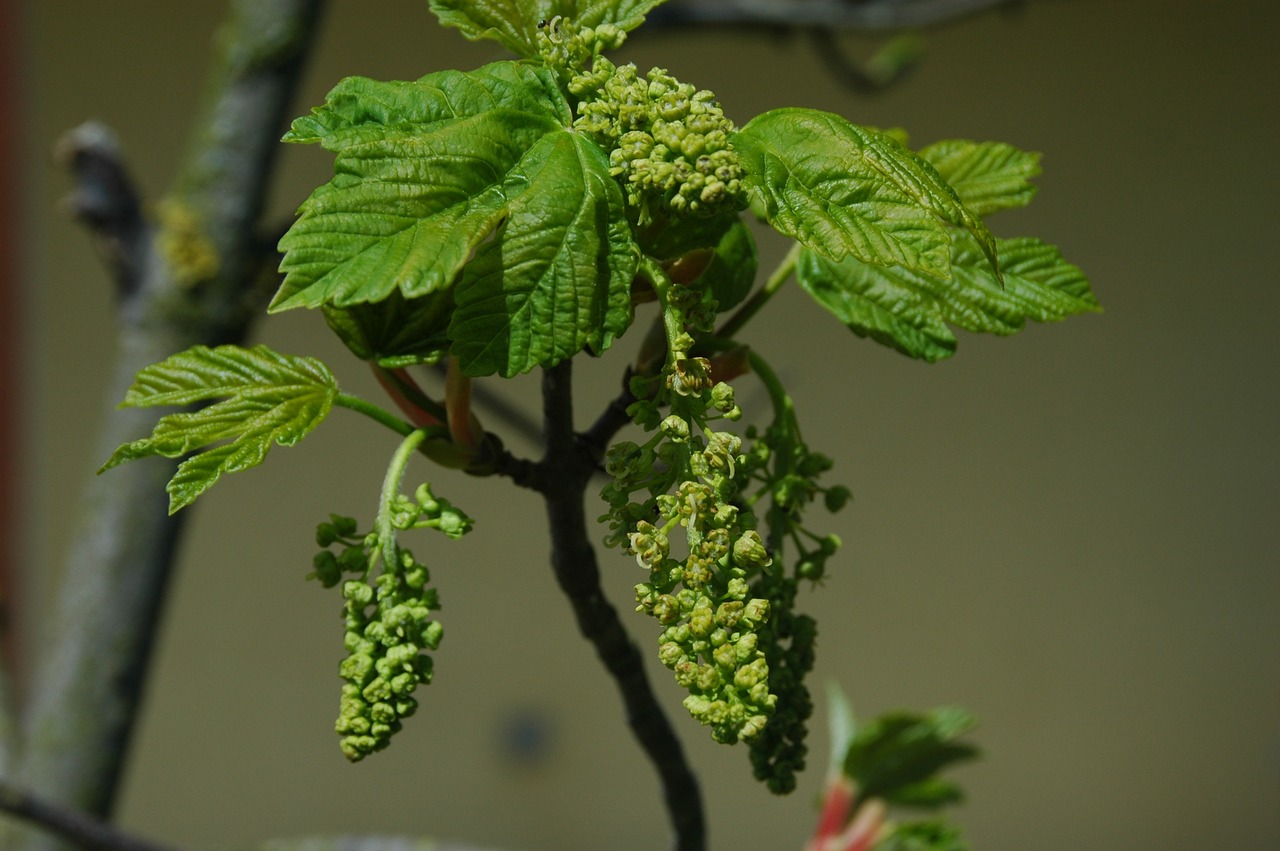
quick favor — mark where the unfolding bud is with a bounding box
[660,414,690,441]
[732,531,771,570]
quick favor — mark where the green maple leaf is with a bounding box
[842,707,978,809]
[276,61,637,376]
[797,233,1100,362]
[447,131,635,377]
[734,108,999,281]
[427,0,665,57]
[100,345,339,513]
[918,139,1042,216]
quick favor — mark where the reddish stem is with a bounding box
[371,365,443,429]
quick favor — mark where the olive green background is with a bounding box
[17,1,1279,849]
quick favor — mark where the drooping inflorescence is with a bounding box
[603,359,780,745]
[310,482,472,760]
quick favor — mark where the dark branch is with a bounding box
[0,779,179,851]
[581,367,638,465]
[535,361,705,851]
[648,0,1025,30]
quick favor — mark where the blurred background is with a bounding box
[8,1,1279,849]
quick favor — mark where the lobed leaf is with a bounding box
[100,345,339,513]
[841,707,978,809]
[274,63,572,313]
[797,233,1100,362]
[917,139,1042,216]
[427,0,665,57]
[448,132,637,377]
[734,108,998,280]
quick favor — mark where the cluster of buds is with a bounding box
[534,15,626,80]
[570,59,746,223]
[310,484,472,760]
[602,363,780,743]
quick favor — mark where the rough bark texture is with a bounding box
[6,1,328,847]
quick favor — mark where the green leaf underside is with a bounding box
[101,345,338,513]
[323,289,454,368]
[918,139,1042,216]
[273,63,573,313]
[448,131,637,377]
[841,708,978,809]
[734,108,998,281]
[427,0,665,57]
[797,233,1099,362]
[640,212,758,312]
[876,821,970,851]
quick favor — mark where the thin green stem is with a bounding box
[334,392,419,438]
[642,256,686,358]
[375,428,429,571]
[745,349,794,427]
[715,240,802,341]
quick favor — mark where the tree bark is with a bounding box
[6,1,327,847]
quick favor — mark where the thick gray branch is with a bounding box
[11,1,327,847]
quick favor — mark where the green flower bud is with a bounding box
[734,633,759,663]
[734,657,769,689]
[824,485,853,513]
[420,621,443,651]
[362,677,392,703]
[742,597,770,628]
[732,531,771,571]
[658,642,685,668]
[660,414,690,441]
[310,550,342,588]
[342,581,374,607]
